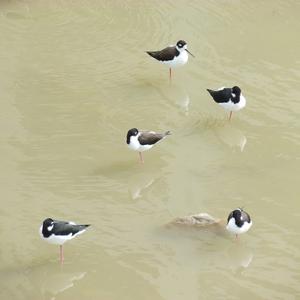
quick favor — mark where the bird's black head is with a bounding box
[176,40,187,49]
[42,218,54,236]
[176,40,194,57]
[228,208,251,228]
[126,128,139,144]
[43,218,54,227]
[232,86,241,97]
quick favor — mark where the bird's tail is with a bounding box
[206,89,214,96]
[78,224,91,231]
[146,51,156,58]
[165,131,171,136]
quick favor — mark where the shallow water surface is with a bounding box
[0,1,300,299]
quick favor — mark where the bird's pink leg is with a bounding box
[169,68,172,80]
[229,111,233,121]
[139,152,144,164]
[59,245,64,264]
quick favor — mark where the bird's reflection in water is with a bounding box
[214,124,247,152]
[225,243,254,273]
[127,169,157,200]
[126,158,164,200]
[41,268,86,300]
[0,262,87,300]
[159,83,190,115]
[176,93,190,115]
[36,262,87,300]
[129,177,155,200]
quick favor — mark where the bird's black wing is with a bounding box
[52,221,90,236]
[207,88,232,103]
[146,46,179,62]
[138,131,165,145]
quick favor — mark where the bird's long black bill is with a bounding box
[186,49,195,57]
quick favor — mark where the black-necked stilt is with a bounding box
[126,128,171,163]
[40,218,90,264]
[146,40,194,80]
[226,208,252,239]
[206,86,246,120]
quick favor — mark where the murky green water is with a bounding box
[0,1,300,299]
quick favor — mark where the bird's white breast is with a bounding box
[127,134,153,152]
[39,225,86,245]
[45,233,74,245]
[226,218,252,235]
[219,94,246,112]
[162,50,189,68]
